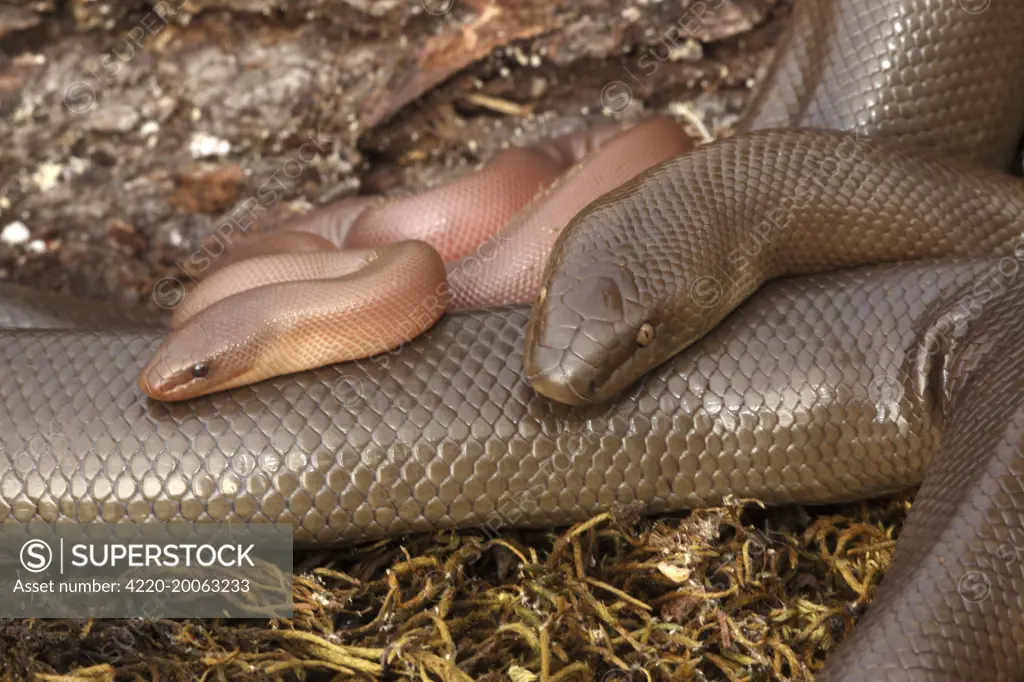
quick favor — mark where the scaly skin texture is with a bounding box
[340,122,640,261]
[523,131,1024,404]
[3,0,1024,679]
[139,241,448,401]
[524,0,1024,404]
[519,0,1024,677]
[739,0,1024,166]
[0,261,992,538]
[446,117,694,309]
[343,147,567,262]
[150,119,692,399]
[0,257,1022,680]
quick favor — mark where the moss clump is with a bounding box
[1,493,911,681]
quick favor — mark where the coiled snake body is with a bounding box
[3,0,1024,679]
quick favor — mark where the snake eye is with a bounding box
[636,322,654,346]
[191,362,210,378]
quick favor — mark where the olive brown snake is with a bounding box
[4,0,1024,679]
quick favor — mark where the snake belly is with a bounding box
[3,0,1024,679]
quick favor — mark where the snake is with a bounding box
[138,116,695,400]
[3,0,1024,679]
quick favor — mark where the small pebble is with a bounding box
[189,132,231,158]
[32,162,62,192]
[1,221,30,246]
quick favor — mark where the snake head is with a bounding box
[138,311,263,401]
[522,226,712,405]
[523,162,723,405]
[523,262,645,404]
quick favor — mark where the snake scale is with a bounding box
[3,0,1024,679]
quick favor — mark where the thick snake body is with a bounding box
[4,0,1024,679]
[524,130,1024,404]
[139,117,694,401]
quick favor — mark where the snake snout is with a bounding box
[138,340,197,401]
[525,269,648,405]
[138,323,226,401]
